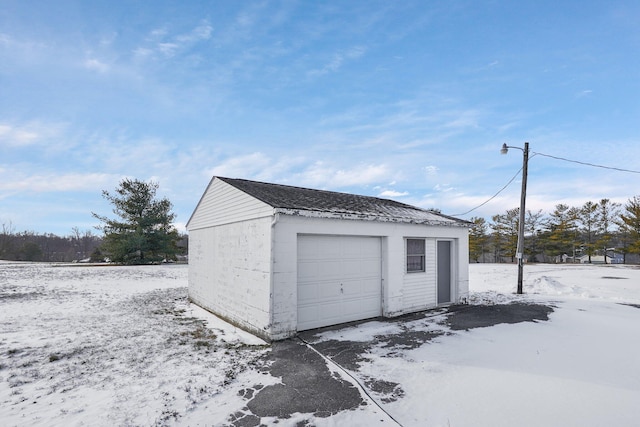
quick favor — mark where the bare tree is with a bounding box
[0,221,16,260]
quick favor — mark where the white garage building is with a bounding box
[187,177,471,341]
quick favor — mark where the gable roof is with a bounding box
[216,177,469,227]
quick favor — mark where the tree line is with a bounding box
[0,223,103,262]
[1,179,188,264]
[469,197,640,264]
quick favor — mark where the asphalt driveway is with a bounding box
[228,302,554,426]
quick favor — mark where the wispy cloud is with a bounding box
[424,165,439,176]
[308,46,366,77]
[433,183,455,193]
[84,58,109,73]
[298,161,391,188]
[0,124,38,146]
[203,152,394,191]
[177,22,213,42]
[0,172,116,193]
[0,122,66,147]
[207,152,272,179]
[157,42,179,57]
[148,28,168,39]
[442,109,481,129]
[0,32,50,64]
[319,94,486,145]
[205,152,311,185]
[378,189,409,197]
[134,21,213,60]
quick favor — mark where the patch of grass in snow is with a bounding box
[181,324,218,349]
[0,291,44,301]
[0,267,269,426]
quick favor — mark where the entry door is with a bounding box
[437,240,452,304]
[297,235,382,331]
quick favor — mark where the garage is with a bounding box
[188,176,470,340]
[297,235,382,331]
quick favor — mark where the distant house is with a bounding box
[574,253,625,264]
[187,177,471,341]
[574,255,611,264]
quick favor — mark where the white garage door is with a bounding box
[297,235,382,331]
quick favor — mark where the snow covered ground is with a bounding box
[334,263,640,427]
[1,261,639,426]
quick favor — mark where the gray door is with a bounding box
[437,240,451,304]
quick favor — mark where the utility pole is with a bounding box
[501,142,529,294]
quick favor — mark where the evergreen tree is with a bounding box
[578,201,598,263]
[93,179,179,264]
[596,199,620,263]
[469,217,489,262]
[619,196,640,258]
[525,209,544,262]
[544,204,579,260]
[491,208,519,262]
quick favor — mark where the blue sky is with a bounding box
[1,0,639,236]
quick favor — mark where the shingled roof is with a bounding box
[217,177,469,226]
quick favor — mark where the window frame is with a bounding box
[406,238,426,273]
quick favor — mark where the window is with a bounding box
[406,239,425,272]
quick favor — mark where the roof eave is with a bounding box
[274,208,471,227]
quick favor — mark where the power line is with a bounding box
[450,148,640,218]
[450,167,522,216]
[532,152,640,174]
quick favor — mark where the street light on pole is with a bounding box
[500,142,529,294]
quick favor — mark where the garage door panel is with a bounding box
[358,243,381,258]
[360,277,382,293]
[343,296,380,317]
[297,305,317,325]
[298,301,342,325]
[318,282,341,299]
[297,262,319,280]
[299,281,341,302]
[297,235,382,331]
[326,260,345,276]
[299,282,344,301]
[297,282,318,302]
[359,259,381,275]
[341,281,360,295]
[342,278,378,296]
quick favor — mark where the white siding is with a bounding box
[188,216,273,339]
[402,238,437,311]
[270,215,470,338]
[187,178,274,231]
